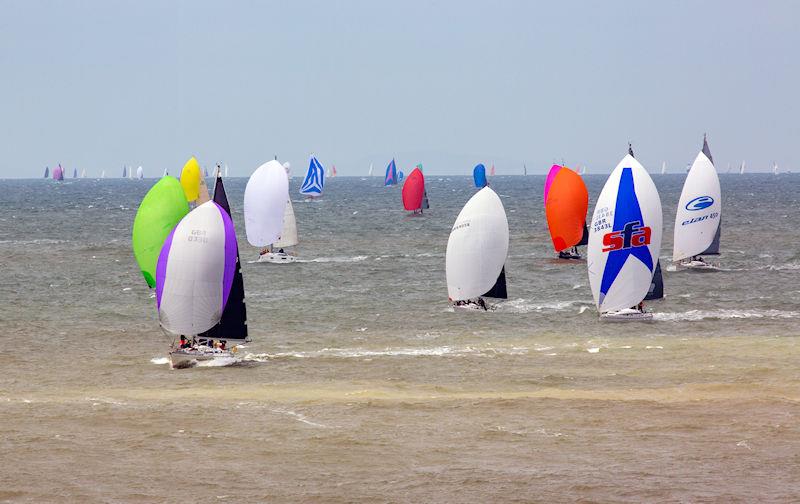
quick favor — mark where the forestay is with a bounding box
[587,153,662,312]
[156,201,238,335]
[673,137,721,261]
[446,187,509,301]
[244,160,289,246]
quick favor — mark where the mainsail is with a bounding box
[544,165,589,253]
[198,176,248,342]
[587,148,662,313]
[44,166,49,178]
[446,187,509,301]
[672,136,721,261]
[299,155,325,197]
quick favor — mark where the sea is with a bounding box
[1,173,799,503]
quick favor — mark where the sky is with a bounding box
[1,0,798,177]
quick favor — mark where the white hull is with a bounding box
[257,252,297,264]
[678,260,718,271]
[169,349,236,369]
[600,308,653,322]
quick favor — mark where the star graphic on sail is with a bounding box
[598,167,654,303]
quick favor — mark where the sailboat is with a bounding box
[72,167,77,178]
[136,166,144,180]
[544,164,589,260]
[299,155,325,198]
[490,164,496,176]
[331,165,337,177]
[446,187,509,310]
[384,159,398,186]
[739,161,745,174]
[163,168,168,177]
[244,160,292,263]
[122,166,127,178]
[101,170,105,179]
[129,165,134,179]
[661,162,666,175]
[673,135,721,271]
[523,164,527,176]
[224,164,229,177]
[368,163,373,176]
[398,170,405,181]
[587,145,662,321]
[473,164,487,188]
[53,164,64,181]
[402,167,426,214]
[43,166,49,178]
[773,162,779,175]
[81,169,86,178]
[155,197,246,369]
[203,167,209,177]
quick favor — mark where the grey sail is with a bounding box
[422,189,430,209]
[482,266,507,299]
[644,260,664,301]
[700,219,721,255]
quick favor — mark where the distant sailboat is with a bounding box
[473,164,487,188]
[739,161,745,174]
[72,167,77,178]
[122,166,127,178]
[368,163,373,176]
[402,167,426,214]
[523,164,527,176]
[53,164,64,181]
[384,159,398,186]
[446,187,509,310]
[661,161,666,175]
[136,166,144,180]
[101,170,105,179]
[331,165,337,177]
[544,164,589,260]
[224,164,229,177]
[579,165,586,176]
[398,170,404,181]
[163,168,168,177]
[43,166,49,178]
[673,135,721,271]
[587,145,662,321]
[773,162,779,175]
[245,160,293,263]
[204,167,209,177]
[490,164,496,176]
[81,169,86,178]
[299,155,325,198]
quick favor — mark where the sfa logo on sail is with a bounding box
[602,221,651,252]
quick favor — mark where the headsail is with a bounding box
[132,176,190,288]
[273,200,299,248]
[672,136,721,261]
[544,165,589,252]
[473,164,487,188]
[644,260,664,300]
[446,187,509,301]
[384,159,397,186]
[587,150,662,312]
[299,155,325,197]
[401,167,425,211]
[156,201,238,335]
[245,160,290,246]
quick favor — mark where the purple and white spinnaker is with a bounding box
[155,201,239,335]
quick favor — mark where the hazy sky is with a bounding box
[2,0,798,177]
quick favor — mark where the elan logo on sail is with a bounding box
[602,221,651,252]
[685,196,714,211]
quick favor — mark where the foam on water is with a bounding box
[150,357,169,365]
[245,344,529,361]
[653,309,800,322]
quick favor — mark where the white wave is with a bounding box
[270,408,329,428]
[654,309,800,322]
[0,238,69,245]
[196,356,241,367]
[296,255,368,263]
[765,263,800,271]
[586,347,600,353]
[502,298,589,313]
[245,345,528,361]
[150,357,169,365]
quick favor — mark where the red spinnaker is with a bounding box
[402,167,425,211]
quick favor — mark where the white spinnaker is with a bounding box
[587,154,662,312]
[158,201,228,335]
[136,166,144,179]
[273,199,299,248]
[673,151,720,261]
[446,187,509,301]
[244,160,289,246]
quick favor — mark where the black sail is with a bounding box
[577,222,589,246]
[644,260,664,301]
[199,176,249,342]
[482,266,508,299]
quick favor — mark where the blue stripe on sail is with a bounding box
[300,157,325,195]
[598,167,654,303]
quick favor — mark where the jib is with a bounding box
[602,220,651,252]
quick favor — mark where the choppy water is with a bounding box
[1,174,799,503]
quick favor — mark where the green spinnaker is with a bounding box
[132,176,190,287]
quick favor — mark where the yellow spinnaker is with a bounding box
[180,157,201,202]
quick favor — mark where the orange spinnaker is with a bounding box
[402,167,425,211]
[545,166,588,252]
